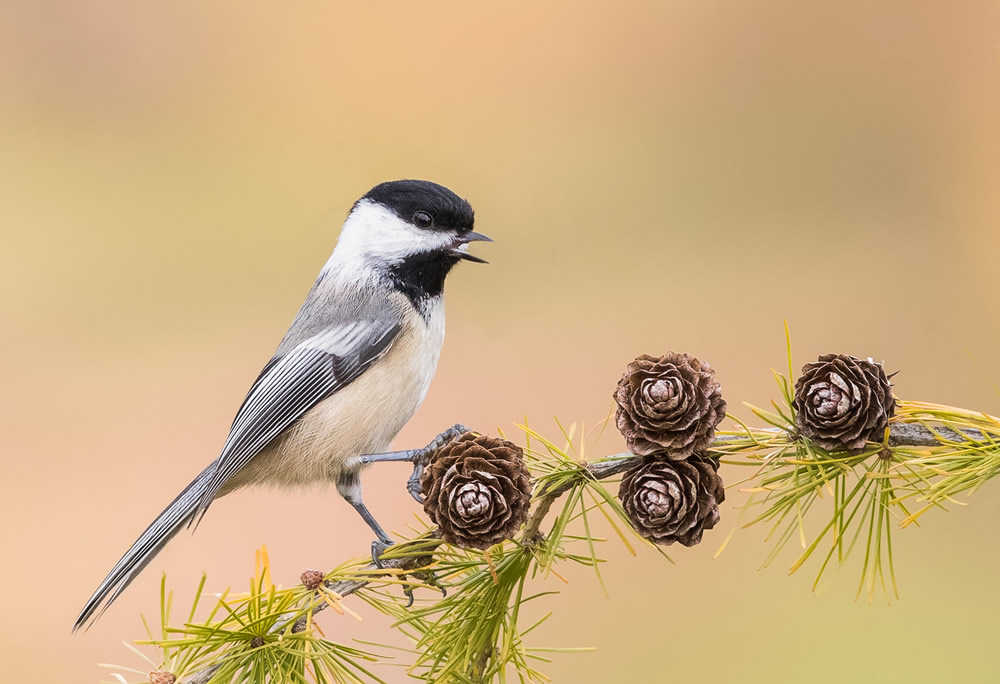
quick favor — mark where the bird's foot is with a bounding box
[418,568,448,599]
[406,464,425,504]
[401,562,447,608]
[406,424,472,504]
[424,423,473,453]
[371,539,394,568]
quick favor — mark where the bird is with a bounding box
[74,179,490,631]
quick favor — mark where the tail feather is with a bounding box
[74,463,216,631]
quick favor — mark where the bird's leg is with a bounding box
[356,502,394,566]
[336,472,394,566]
[358,424,471,503]
[351,425,471,587]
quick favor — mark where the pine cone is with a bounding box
[614,353,727,459]
[793,354,896,454]
[149,672,176,684]
[421,432,532,550]
[618,456,725,547]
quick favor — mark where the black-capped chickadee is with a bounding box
[75,180,490,631]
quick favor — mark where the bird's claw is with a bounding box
[407,464,425,504]
[371,539,394,568]
[423,569,448,599]
[406,424,471,503]
[429,423,472,451]
[401,566,446,608]
[402,583,416,608]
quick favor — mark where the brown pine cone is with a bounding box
[793,354,896,454]
[421,432,532,550]
[618,456,725,547]
[149,672,176,684]
[614,353,727,460]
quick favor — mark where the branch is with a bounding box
[178,419,988,684]
[180,549,439,684]
[180,457,641,683]
[181,663,219,684]
[529,421,992,506]
[886,422,997,447]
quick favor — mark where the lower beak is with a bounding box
[451,231,492,263]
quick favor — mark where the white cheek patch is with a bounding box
[326,200,453,274]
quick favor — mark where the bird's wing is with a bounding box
[194,318,400,516]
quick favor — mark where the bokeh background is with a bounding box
[2,1,1000,681]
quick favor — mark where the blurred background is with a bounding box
[2,0,999,681]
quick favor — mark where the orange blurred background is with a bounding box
[2,1,1000,681]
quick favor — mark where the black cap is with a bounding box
[359,179,475,232]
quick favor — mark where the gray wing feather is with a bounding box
[195,318,400,514]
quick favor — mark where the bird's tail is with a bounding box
[73,462,217,631]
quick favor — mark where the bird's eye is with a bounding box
[413,211,433,228]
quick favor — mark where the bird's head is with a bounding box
[332,180,490,272]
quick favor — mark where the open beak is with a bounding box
[451,231,492,263]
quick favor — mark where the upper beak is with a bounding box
[451,231,492,263]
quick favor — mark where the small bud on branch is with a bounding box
[300,569,324,591]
